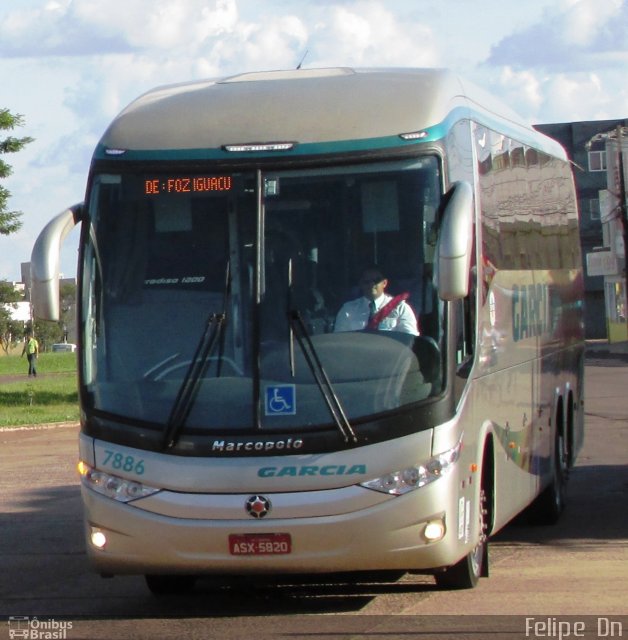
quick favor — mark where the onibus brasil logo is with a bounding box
[7,616,73,639]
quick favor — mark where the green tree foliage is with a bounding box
[33,318,64,351]
[0,279,23,354]
[0,108,34,235]
[0,281,76,354]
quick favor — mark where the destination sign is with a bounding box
[144,175,233,195]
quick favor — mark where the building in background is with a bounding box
[592,129,628,342]
[535,118,628,340]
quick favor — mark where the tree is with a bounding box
[0,108,34,235]
[0,279,23,354]
[33,318,62,352]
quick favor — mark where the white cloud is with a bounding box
[560,0,623,47]
[0,0,240,57]
[204,14,309,73]
[543,71,628,122]
[492,65,628,123]
[312,1,439,67]
[496,67,545,118]
[72,0,239,51]
[0,1,129,56]
[487,0,628,72]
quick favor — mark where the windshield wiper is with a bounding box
[288,310,357,444]
[284,258,356,444]
[161,312,225,450]
[161,263,230,450]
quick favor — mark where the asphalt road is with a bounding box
[1,351,627,639]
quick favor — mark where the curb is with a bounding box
[0,421,79,432]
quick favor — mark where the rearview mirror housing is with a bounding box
[437,182,474,301]
[30,204,83,321]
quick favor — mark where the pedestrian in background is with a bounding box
[21,331,39,377]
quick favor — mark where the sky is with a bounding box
[2,0,628,282]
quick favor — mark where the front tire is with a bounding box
[435,488,489,589]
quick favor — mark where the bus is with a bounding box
[31,67,585,593]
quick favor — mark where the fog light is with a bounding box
[90,528,107,549]
[424,520,445,542]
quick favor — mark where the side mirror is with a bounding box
[30,204,83,321]
[437,182,474,301]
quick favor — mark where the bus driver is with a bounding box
[334,266,419,336]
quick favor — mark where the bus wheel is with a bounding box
[529,429,568,525]
[145,574,197,596]
[435,488,489,589]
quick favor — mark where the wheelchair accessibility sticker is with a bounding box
[265,384,296,416]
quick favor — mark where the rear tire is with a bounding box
[528,428,568,525]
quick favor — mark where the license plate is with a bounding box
[228,533,292,555]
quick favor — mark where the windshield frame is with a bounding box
[78,153,452,455]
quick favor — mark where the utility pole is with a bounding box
[615,127,628,292]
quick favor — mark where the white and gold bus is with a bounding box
[31,68,585,593]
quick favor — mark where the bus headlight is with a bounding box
[78,461,160,503]
[360,438,462,495]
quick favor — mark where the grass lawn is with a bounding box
[0,352,79,427]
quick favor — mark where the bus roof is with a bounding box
[99,67,566,159]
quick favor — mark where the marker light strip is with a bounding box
[399,131,429,141]
[223,142,295,152]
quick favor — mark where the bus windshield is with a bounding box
[81,157,444,439]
